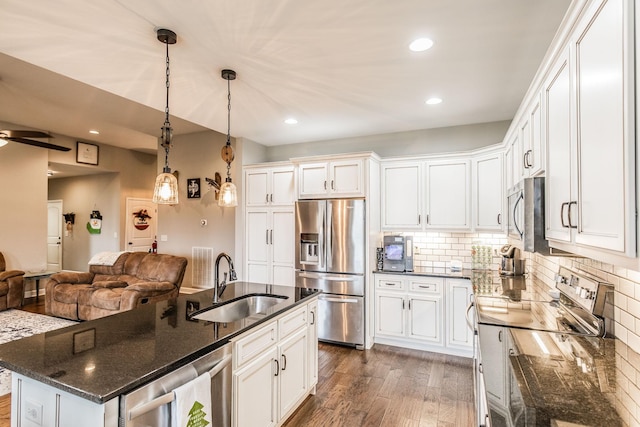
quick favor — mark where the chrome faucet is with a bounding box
[214,252,237,303]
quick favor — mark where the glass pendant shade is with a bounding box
[153,172,179,204]
[218,180,237,207]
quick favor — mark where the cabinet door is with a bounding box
[328,159,363,197]
[271,209,295,271]
[544,47,573,243]
[245,169,270,207]
[233,347,278,427]
[528,94,544,176]
[446,279,473,349]
[507,132,522,186]
[425,160,470,229]
[518,117,529,181]
[307,300,319,388]
[574,0,631,253]
[474,154,503,230]
[381,162,421,229]
[298,163,328,198]
[375,292,405,337]
[407,295,442,343]
[246,210,270,283]
[478,326,508,406]
[278,328,308,420]
[271,167,296,206]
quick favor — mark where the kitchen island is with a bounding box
[0,282,319,427]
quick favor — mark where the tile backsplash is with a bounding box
[383,231,508,273]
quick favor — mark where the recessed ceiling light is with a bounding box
[284,118,298,125]
[425,97,443,105]
[409,38,434,52]
[89,129,100,135]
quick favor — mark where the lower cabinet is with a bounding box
[374,274,472,357]
[232,299,318,427]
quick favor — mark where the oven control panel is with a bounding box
[554,267,612,316]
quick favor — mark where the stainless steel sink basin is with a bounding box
[192,293,289,323]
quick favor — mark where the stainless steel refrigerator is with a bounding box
[295,199,366,349]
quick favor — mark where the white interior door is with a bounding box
[125,198,157,252]
[47,200,63,271]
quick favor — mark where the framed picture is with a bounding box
[76,142,99,165]
[186,300,200,321]
[187,178,201,199]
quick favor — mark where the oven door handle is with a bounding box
[127,354,232,421]
[319,296,360,304]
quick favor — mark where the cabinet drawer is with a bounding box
[278,305,307,340]
[234,322,278,368]
[376,277,405,291]
[409,277,443,294]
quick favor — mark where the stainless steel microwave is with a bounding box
[506,177,550,254]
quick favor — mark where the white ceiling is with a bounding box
[0,0,571,153]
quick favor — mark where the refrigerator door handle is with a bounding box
[297,272,357,281]
[319,296,360,304]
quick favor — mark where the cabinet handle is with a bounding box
[560,202,570,228]
[408,299,412,310]
[270,229,273,245]
[324,180,327,190]
[266,194,269,203]
[523,150,533,169]
[310,310,315,325]
[385,283,395,286]
[426,214,429,224]
[331,180,335,190]
[498,330,502,342]
[497,213,501,225]
[568,201,578,229]
[274,359,280,376]
[270,193,273,203]
[281,354,287,371]
[418,214,421,225]
[266,230,269,244]
[402,299,405,310]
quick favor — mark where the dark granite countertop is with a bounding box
[0,282,319,404]
[473,274,624,426]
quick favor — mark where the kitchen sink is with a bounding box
[191,293,289,323]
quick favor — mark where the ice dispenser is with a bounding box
[300,233,319,264]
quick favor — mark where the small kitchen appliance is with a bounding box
[499,244,525,276]
[382,235,413,272]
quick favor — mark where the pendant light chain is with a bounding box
[164,41,171,128]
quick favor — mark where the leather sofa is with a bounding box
[0,252,25,311]
[46,252,187,321]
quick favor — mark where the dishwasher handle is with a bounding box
[127,354,232,421]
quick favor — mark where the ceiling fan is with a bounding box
[0,130,71,151]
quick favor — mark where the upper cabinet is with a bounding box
[473,151,504,231]
[545,0,635,258]
[245,164,296,207]
[297,159,364,199]
[381,158,471,231]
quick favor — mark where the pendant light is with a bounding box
[218,69,238,207]
[152,28,179,205]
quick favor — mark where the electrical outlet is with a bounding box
[25,399,43,425]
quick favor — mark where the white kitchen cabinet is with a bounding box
[525,93,544,177]
[424,159,470,230]
[445,278,473,350]
[245,165,295,207]
[546,0,635,257]
[374,275,444,348]
[245,208,295,286]
[506,131,522,190]
[297,159,364,198]
[381,162,422,229]
[473,152,503,231]
[307,299,318,389]
[232,300,317,427]
[478,325,510,408]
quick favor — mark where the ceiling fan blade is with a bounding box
[9,137,71,151]
[0,130,53,139]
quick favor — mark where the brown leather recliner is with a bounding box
[0,252,25,311]
[46,252,187,321]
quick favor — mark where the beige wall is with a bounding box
[156,130,237,288]
[0,143,48,271]
[264,120,511,161]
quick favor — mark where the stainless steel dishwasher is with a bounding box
[119,343,232,427]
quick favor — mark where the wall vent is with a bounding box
[192,247,214,288]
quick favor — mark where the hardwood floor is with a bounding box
[283,343,474,427]
[0,300,475,427]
